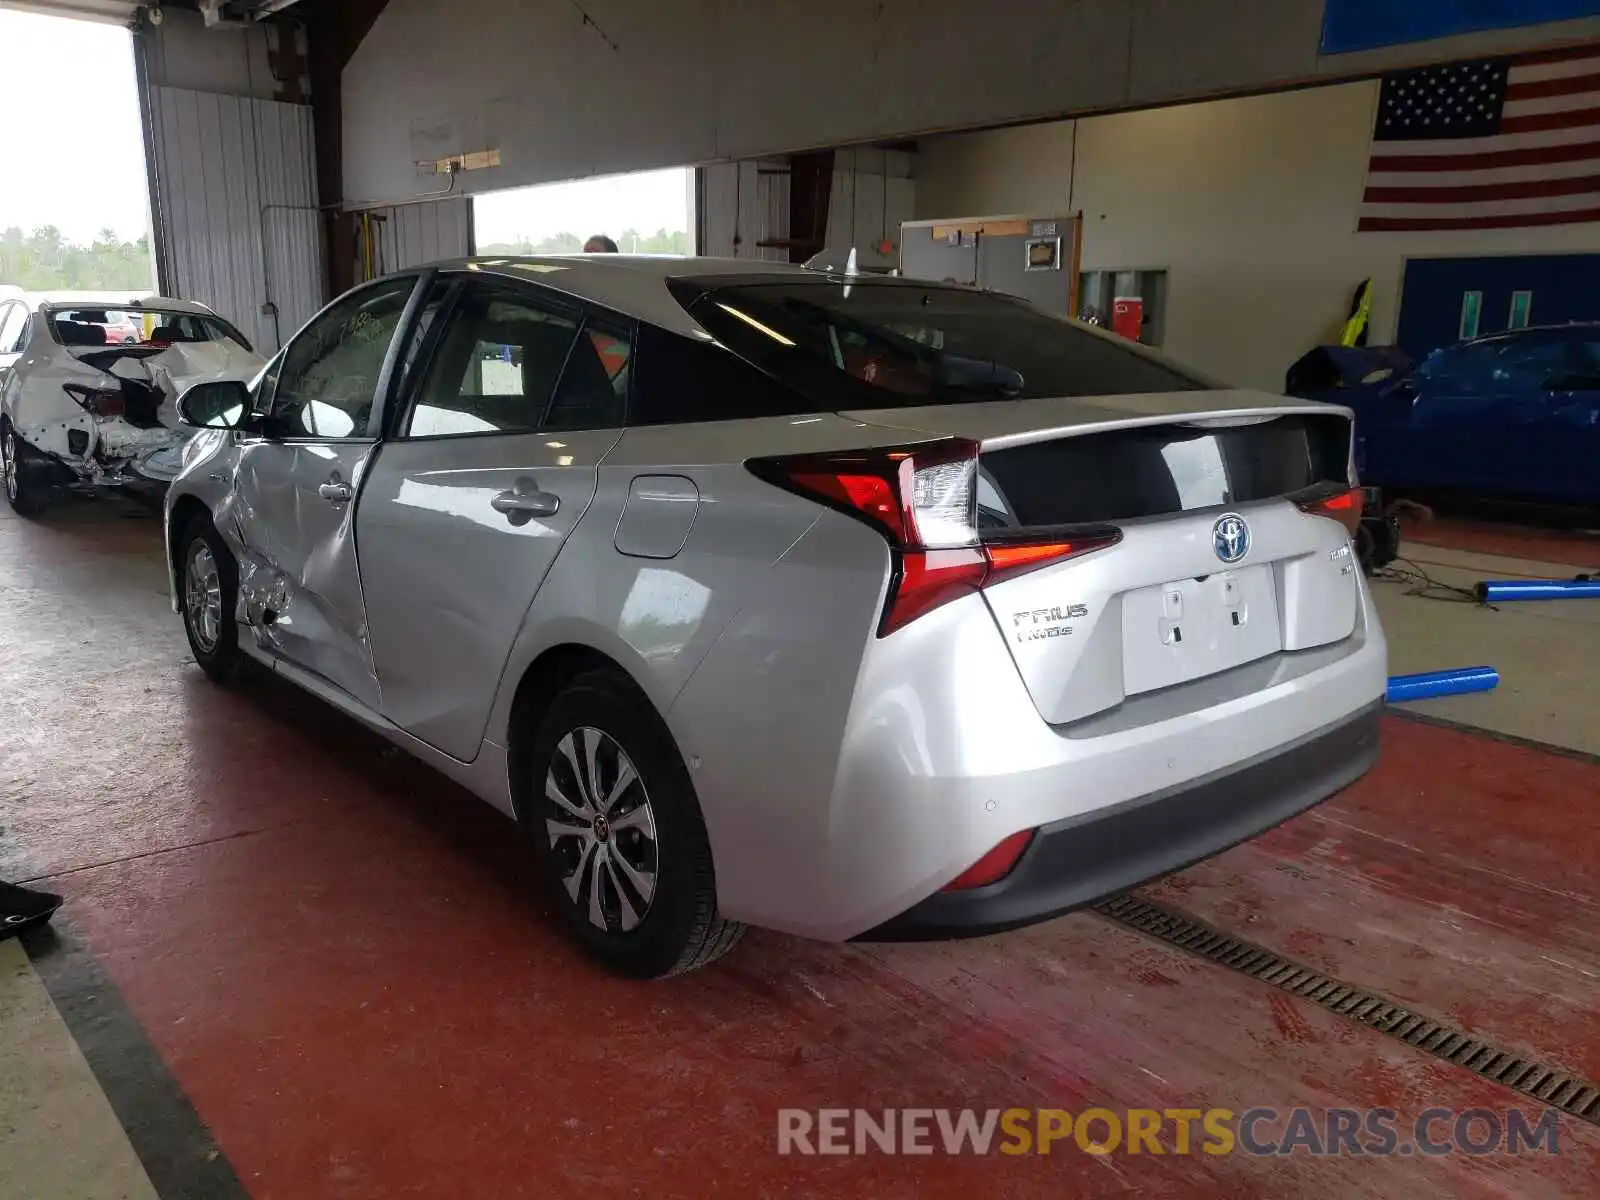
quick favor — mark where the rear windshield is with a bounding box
[980,414,1352,529]
[47,307,249,352]
[669,277,1211,410]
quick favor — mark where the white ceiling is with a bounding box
[0,0,139,26]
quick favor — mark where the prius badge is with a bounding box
[1212,513,1250,564]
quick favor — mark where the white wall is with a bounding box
[916,85,1600,390]
[339,0,1600,208]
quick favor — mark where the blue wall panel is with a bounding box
[1322,1,1600,55]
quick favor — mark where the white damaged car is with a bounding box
[0,293,263,516]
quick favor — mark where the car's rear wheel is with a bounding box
[526,669,743,978]
[2,422,49,517]
[180,516,242,683]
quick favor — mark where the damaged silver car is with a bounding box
[0,292,263,516]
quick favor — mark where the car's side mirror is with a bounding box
[176,379,251,429]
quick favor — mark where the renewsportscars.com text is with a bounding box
[777,1107,1562,1157]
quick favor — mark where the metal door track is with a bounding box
[1095,893,1600,1126]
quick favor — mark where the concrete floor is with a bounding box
[2,498,1598,1198]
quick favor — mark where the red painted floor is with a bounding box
[1401,514,1600,570]
[4,501,1599,1198]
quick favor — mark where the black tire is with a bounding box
[525,668,743,978]
[2,420,50,518]
[178,515,243,683]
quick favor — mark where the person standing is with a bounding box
[583,235,619,253]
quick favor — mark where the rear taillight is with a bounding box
[63,383,125,421]
[1297,486,1363,537]
[749,440,1122,635]
[942,830,1035,890]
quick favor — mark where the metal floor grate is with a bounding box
[1095,893,1600,1127]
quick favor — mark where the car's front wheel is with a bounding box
[2,421,49,517]
[179,516,242,683]
[526,669,743,978]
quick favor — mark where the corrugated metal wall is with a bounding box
[825,148,917,271]
[148,86,324,354]
[359,198,473,277]
[698,161,790,260]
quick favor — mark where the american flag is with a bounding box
[1358,45,1600,232]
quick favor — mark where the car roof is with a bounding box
[1460,321,1600,349]
[413,254,926,336]
[29,292,217,316]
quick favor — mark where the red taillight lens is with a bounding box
[750,441,1122,635]
[1297,486,1363,537]
[790,470,907,542]
[885,547,988,634]
[63,384,125,420]
[942,830,1035,891]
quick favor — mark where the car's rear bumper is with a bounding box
[853,700,1382,941]
[670,507,1389,943]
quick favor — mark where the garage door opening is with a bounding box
[473,168,695,257]
[0,8,155,294]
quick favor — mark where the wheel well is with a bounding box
[167,495,212,590]
[505,644,634,822]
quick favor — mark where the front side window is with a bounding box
[268,277,417,439]
[670,277,1208,419]
[1485,339,1563,391]
[405,285,580,437]
[1418,342,1496,390]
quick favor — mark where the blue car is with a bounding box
[1342,325,1600,508]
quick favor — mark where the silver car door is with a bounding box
[228,274,425,709]
[357,280,627,760]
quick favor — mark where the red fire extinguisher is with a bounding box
[1111,295,1144,342]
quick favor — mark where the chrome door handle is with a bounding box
[318,480,353,504]
[491,486,560,525]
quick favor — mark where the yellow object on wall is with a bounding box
[1341,278,1372,347]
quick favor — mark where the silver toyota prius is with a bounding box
[163,256,1387,977]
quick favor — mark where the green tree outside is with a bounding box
[1,225,155,291]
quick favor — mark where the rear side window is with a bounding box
[629,323,814,425]
[543,316,632,431]
[669,277,1209,412]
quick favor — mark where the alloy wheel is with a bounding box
[544,726,659,934]
[184,541,223,653]
[2,428,17,503]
